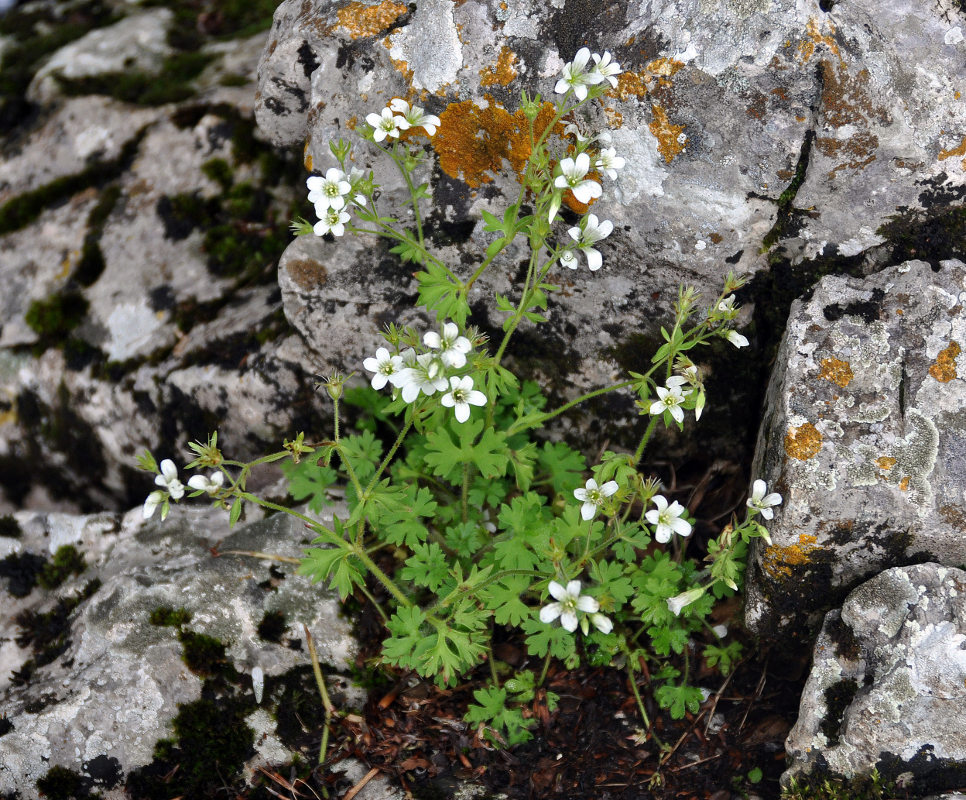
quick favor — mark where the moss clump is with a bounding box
[761,129,815,251]
[200,157,234,190]
[179,630,239,679]
[782,768,894,800]
[149,606,192,627]
[0,551,47,597]
[74,185,122,288]
[36,545,87,590]
[0,514,21,538]
[36,764,99,800]
[256,609,287,642]
[12,578,102,686]
[877,203,966,268]
[25,292,89,340]
[55,51,215,106]
[820,678,858,746]
[0,715,12,736]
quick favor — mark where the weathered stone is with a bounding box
[0,503,359,797]
[785,563,966,795]
[745,259,966,639]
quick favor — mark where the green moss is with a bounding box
[149,605,192,627]
[74,185,122,287]
[256,609,287,642]
[55,51,215,106]
[782,769,894,799]
[178,630,239,679]
[36,545,87,590]
[0,514,21,538]
[36,764,100,800]
[201,157,234,191]
[761,129,815,251]
[25,292,89,340]
[219,72,250,87]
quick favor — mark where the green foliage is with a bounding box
[25,292,89,339]
[781,769,894,800]
[36,545,86,590]
[149,606,193,628]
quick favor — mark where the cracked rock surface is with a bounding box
[745,259,966,639]
[786,563,966,795]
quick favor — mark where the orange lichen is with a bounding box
[611,59,684,101]
[762,534,820,580]
[304,144,313,173]
[876,456,897,471]
[480,46,518,87]
[784,422,823,460]
[928,341,960,383]
[938,136,966,171]
[796,17,841,64]
[899,476,910,491]
[649,104,686,163]
[335,0,408,38]
[817,357,853,388]
[432,99,558,187]
[646,57,685,78]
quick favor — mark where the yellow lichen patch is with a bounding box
[649,104,686,163]
[817,357,853,388]
[335,0,408,38]
[645,57,685,78]
[613,70,651,100]
[796,17,841,64]
[876,456,897,471]
[304,145,313,173]
[432,99,558,187]
[928,341,960,382]
[784,422,823,460]
[816,61,889,178]
[603,106,623,129]
[480,46,517,87]
[899,476,910,491]
[938,136,966,171]
[761,534,820,580]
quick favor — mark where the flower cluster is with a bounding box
[366,98,441,143]
[362,322,486,424]
[142,459,224,520]
[540,580,612,634]
[306,166,366,237]
[554,47,621,102]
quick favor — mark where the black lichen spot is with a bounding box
[819,0,838,10]
[156,192,216,241]
[0,551,47,597]
[820,678,858,746]
[24,693,59,714]
[0,716,12,736]
[825,614,861,661]
[256,609,287,642]
[823,288,884,323]
[273,665,327,755]
[876,744,966,794]
[149,606,192,628]
[83,755,122,790]
[0,514,21,538]
[36,545,86,590]
[297,40,319,78]
[725,249,744,264]
[877,202,966,269]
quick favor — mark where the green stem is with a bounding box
[508,379,637,435]
[332,396,340,443]
[304,624,335,769]
[428,568,536,613]
[621,639,665,750]
[537,651,552,687]
[365,416,413,494]
[461,462,470,523]
[352,546,413,608]
[633,415,660,465]
[237,493,339,541]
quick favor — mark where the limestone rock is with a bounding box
[0,503,359,797]
[785,563,966,795]
[745,260,966,639]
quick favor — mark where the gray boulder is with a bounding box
[745,259,966,639]
[0,503,359,798]
[785,563,966,795]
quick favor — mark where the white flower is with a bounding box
[567,213,613,271]
[313,207,350,237]
[595,147,625,180]
[726,330,749,348]
[441,375,487,423]
[666,586,705,616]
[366,106,401,142]
[573,478,618,521]
[559,249,579,270]
[590,51,621,87]
[363,347,404,390]
[539,580,599,633]
[554,153,602,205]
[717,294,738,317]
[585,612,613,635]
[347,166,369,207]
[712,624,728,638]
[649,382,687,424]
[423,322,472,368]
[645,495,692,543]
[187,471,225,494]
[142,490,165,520]
[389,98,441,136]
[554,47,595,101]
[746,479,782,520]
[156,459,185,500]
[306,168,351,211]
[547,191,562,224]
[398,353,447,403]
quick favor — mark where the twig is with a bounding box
[342,767,380,800]
[303,625,336,778]
[214,548,301,565]
[703,663,740,736]
[738,656,768,734]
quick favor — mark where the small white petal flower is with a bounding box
[573,478,619,521]
[390,98,441,136]
[645,494,692,543]
[649,384,686,424]
[187,471,224,494]
[306,168,351,211]
[399,353,447,403]
[547,192,562,224]
[559,249,579,270]
[746,479,783,520]
[666,586,706,616]
[590,51,622,87]
[717,294,738,316]
[423,322,472,368]
[595,147,625,180]
[540,580,599,633]
[313,207,350,237]
[143,490,165,520]
[554,47,594,100]
[440,375,487,423]
[726,330,749,348]
[590,612,613,634]
[712,624,728,638]
[567,213,613,271]
[363,347,404,390]
[554,153,602,205]
[156,459,185,500]
[366,106,401,142]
